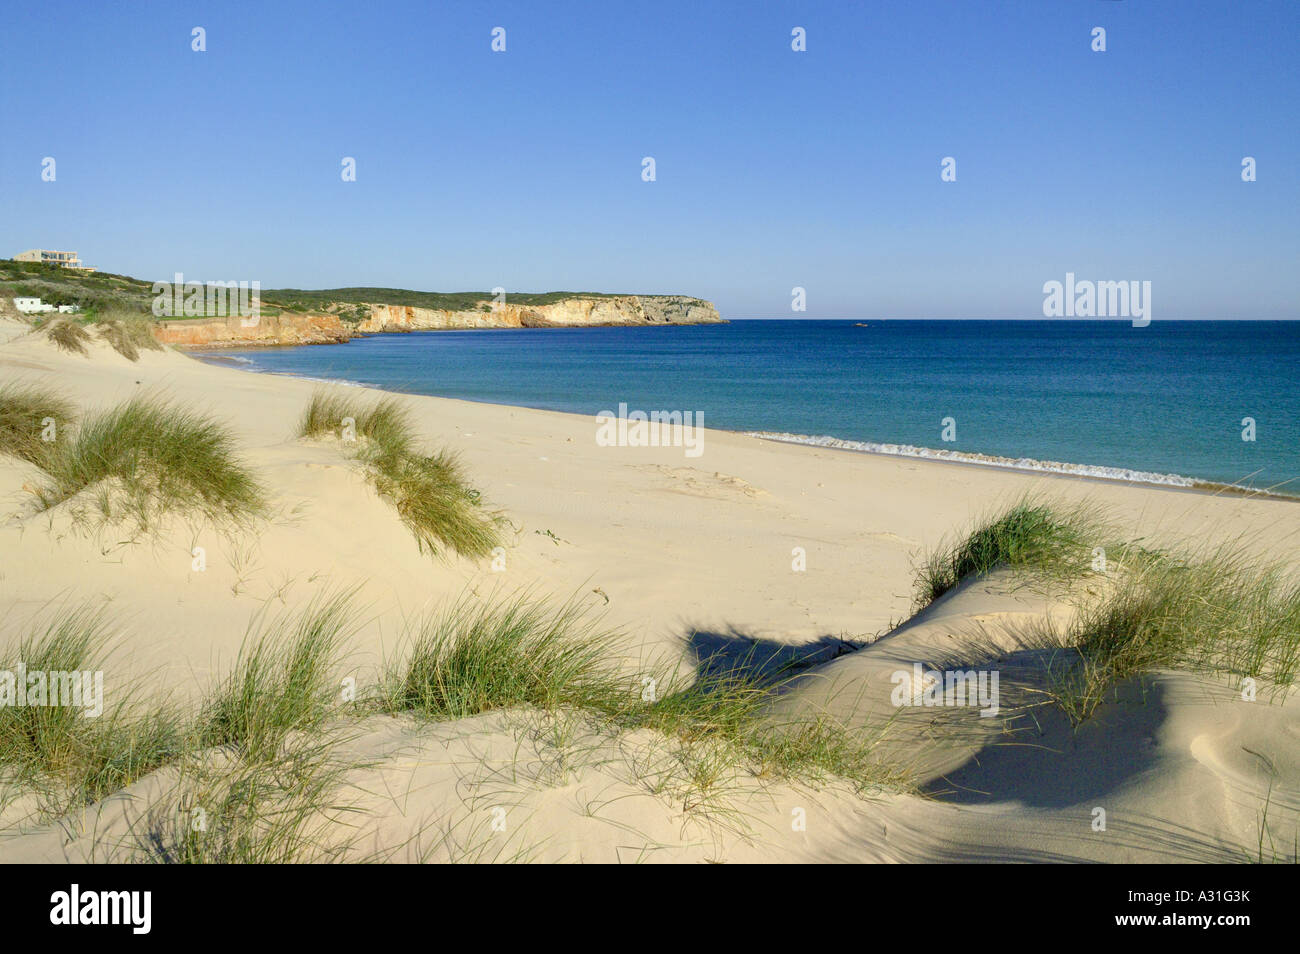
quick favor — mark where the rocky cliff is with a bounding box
[354,295,721,333]
[154,295,721,348]
[152,312,353,349]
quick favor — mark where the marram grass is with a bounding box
[198,591,357,763]
[918,497,1300,724]
[0,382,77,467]
[298,391,415,460]
[0,596,366,849]
[133,741,368,864]
[95,311,163,362]
[379,592,628,719]
[373,448,502,558]
[41,317,92,356]
[1043,542,1300,723]
[380,591,910,798]
[297,390,501,558]
[0,605,186,820]
[913,497,1111,609]
[32,394,266,527]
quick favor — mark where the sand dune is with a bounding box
[0,320,1295,862]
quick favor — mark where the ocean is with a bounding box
[200,320,1300,493]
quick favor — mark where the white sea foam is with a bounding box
[744,430,1205,489]
[194,355,367,389]
[196,353,257,367]
[270,371,367,388]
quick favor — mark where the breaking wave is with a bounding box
[743,430,1207,489]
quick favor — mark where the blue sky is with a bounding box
[2,0,1296,318]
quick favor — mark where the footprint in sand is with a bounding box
[860,530,918,547]
[651,465,768,499]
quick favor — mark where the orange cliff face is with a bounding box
[152,312,354,348]
[354,295,723,333]
[151,295,722,348]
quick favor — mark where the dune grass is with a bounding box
[0,606,186,819]
[629,656,908,796]
[379,592,626,719]
[380,591,909,798]
[32,395,265,526]
[199,592,357,763]
[298,391,415,459]
[372,449,502,557]
[133,742,366,864]
[5,592,904,858]
[108,595,365,862]
[41,316,92,355]
[0,383,77,466]
[1249,783,1299,864]
[95,312,163,362]
[6,492,1291,858]
[913,498,1110,609]
[0,596,365,850]
[297,390,501,558]
[916,498,1299,724]
[1045,543,1300,722]
[746,715,907,793]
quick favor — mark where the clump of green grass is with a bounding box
[4,591,904,857]
[912,500,1298,724]
[629,655,770,743]
[380,592,626,719]
[33,395,265,526]
[199,592,356,763]
[1045,543,1300,723]
[297,390,501,558]
[41,316,92,355]
[628,656,907,796]
[381,592,910,799]
[0,383,77,466]
[95,313,162,362]
[914,498,1109,609]
[747,714,907,793]
[0,606,186,819]
[0,597,367,856]
[297,391,415,457]
[68,594,371,863]
[373,449,502,558]
[133,741,365,864]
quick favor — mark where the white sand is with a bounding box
[1,321,1296,862]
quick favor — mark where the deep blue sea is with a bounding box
[202,320,1300,492]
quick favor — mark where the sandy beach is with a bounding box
[1,320,1296,863]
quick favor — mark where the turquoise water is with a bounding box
[202,320,1300,492]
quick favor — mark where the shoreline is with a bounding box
[745,431,1299,503]
[190,349,1297,503]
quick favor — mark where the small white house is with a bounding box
[13,297,53,314]
[12,297,78,315]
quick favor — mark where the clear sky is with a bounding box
[2,0,1296,318]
